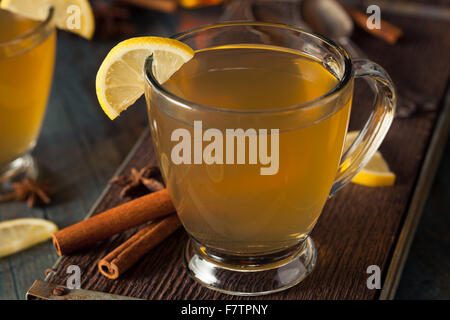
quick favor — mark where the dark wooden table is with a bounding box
[0,3,448,300]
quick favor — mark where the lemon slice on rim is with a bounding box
[1,0,95,39]
[345,131,396,187]
[0,218,58,258]
[96,37,194,120]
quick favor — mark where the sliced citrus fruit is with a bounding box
[0,218,58,258]
[96,37,194,120]
[344,131,396,187]
[1,0,95,39]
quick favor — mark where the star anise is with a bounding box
[0,178,52,208]
[110,164,165,199]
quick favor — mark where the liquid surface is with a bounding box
[164,45,338,110]
[0,9,55,166]
[151,45,352,255]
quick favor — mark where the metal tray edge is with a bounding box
[380,85,450,299]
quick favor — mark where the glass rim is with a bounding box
[0,7,54,48]
[145,21,353,115]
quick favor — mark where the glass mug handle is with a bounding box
[331,59,396,195]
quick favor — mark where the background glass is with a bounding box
[0,8,55,194]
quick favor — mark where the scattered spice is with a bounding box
[93,0,136,40]
[0,178,52,208]
[119,0,178,13]
[44,268,55,277]
[92,0,182,39]
[52,286,67,296]
[110,164,164,199]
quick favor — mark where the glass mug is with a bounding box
[0,8,55,194]
[144,22,395,295]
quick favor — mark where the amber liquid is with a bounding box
[150,45,351,255]
[0,9,56,166]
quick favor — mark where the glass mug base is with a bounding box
[184,237,317,296]
[0,154,38,197]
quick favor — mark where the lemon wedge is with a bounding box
[1,0,95,39]
[0,218,58,258]
[344,131,396,187]
[96,37,194,120]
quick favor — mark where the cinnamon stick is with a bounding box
[98,214,181,279]
[52,188,175,256]
[342,3,403,44]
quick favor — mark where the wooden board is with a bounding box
[24,1,450,299]
[35,100,449,300]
